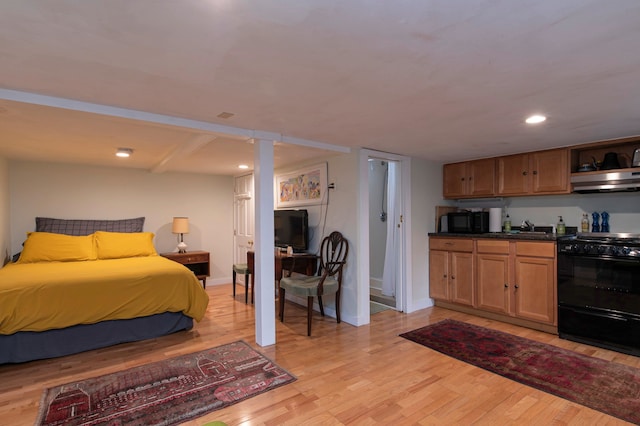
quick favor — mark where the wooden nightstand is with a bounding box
[161,251,210,287]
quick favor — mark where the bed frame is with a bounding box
[0,312,193,364]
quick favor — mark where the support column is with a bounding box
[253,138,276,346]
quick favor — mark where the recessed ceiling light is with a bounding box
[525,115,547,124]
[115,148,133,158]
[238,164,249,169]
[217,112,235,119]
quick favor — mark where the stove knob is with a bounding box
[618,247,631,256]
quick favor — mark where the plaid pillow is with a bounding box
[35,217,145,236]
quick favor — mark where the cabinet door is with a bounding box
[476,253,510,314]
[450,251,474,306]
[514,256,555,324]
[497,154,529,195]
[468,158,496,196]
[443,162,468,198]
[429,250,449,300]
[530,149,570,194]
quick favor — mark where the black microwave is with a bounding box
[447,211,490,233]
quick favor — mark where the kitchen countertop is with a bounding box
[428,231,572,241]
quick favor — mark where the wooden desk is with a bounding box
[247,251,318,296]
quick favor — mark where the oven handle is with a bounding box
[561,305,629,322]
[557,253,639,263]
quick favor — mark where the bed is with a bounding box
[0,218,210,364]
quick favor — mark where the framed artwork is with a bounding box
[276,162,328,208]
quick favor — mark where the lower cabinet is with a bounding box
[476,239,556,326]
[430,236,557,330]
[513,242,556,324]
[429,237,474,307]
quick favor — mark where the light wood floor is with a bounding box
[1,284,638,425]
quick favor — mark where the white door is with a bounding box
[234,174,255,279]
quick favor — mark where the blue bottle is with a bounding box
[601,211,609,233]
[591,212,600,232]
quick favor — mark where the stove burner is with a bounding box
[558,233,640,258]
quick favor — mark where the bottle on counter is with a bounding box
[592,212,600,232]
[557,216,566,235]
[601,211,610,233]
[581,213,589,233]
[504,214,511,232]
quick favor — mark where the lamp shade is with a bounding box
[172,217,190,234]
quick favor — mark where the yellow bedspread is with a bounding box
[0,256,209,334]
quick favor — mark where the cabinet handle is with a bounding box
[514,284,519,289]
[461,177,465,181]
[451,275,455,279]
[443,274,447,278]
[468,176,473,181]
[522,171,528,176]
[533,170,538,175]
[504,283,509,288]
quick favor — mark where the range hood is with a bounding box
[571,169,640,193]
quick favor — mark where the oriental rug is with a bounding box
[36,341,296,426]
[400,319,640,424]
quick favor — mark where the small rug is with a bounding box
[36,341,296,426]
[400,319,640,424]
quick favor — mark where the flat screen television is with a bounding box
[274,209,309,252]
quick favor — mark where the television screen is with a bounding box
[274,209,309,252]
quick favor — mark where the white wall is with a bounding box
[0,157,9,264]
[453,192,640,234]
[409,157,443,312]
[275,152,359,323]
[9,161,235,284]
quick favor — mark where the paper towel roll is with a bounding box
[489,208,502,233]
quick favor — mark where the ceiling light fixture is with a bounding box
[238,164,249,169]
[525,114,547,124]
[115,148,133,158]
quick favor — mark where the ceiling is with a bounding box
[1,1,640,175]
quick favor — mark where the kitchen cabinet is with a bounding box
[429,237,474,306]
[497,148,570,196]
[443,158,496,199]
[570,136,640,172]
[476,240,556,326]
[476,240,510,315]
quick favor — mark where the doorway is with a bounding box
[233,173,254,287]
[368,159,396,312]
[367,154,405,314]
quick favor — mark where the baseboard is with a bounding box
[435,301,558,335]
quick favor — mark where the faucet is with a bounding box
[521,220,534,231]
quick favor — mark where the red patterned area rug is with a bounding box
[36,341,296,426]
[400,319,640,424]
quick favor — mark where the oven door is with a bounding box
[557,251,640,355]
[557,252,640,315]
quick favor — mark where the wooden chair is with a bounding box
[279,231,348,336]
[232,263,253,304]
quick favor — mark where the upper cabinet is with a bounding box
[497,148,570,196]
[570,136,640,172]
[443,158,496,199]
[442,135,640,199]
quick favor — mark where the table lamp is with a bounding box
[172,217,190,253]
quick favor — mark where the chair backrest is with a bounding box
[318,231,348,277]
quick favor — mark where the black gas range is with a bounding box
[557,233,640,356]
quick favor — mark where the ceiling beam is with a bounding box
[151,134,216,174]
[0,89,351,154]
